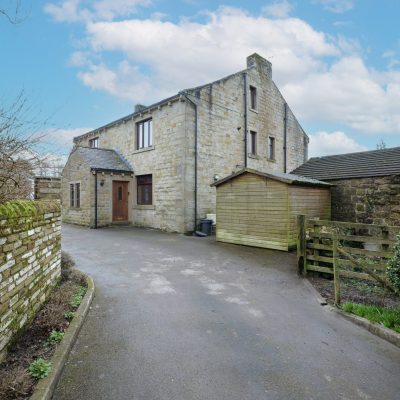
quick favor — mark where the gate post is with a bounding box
[333,234,341,305]
[297,215,307,276]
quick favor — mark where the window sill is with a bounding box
[134,205,155,210]
[69,208,82,211]
[268,158,276,163]
[133,146,155,155]
[249,108,258,114]
[248,153,259,159]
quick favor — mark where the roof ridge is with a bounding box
[308,146,400,161]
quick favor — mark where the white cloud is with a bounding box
[39,127,92,154]
[283,57,400,133]
[45,4,400,135]
[44,0,150,22]
[262,1,293,18]
[314,0,354,14]
[78,7,337,103]
[308,131,367,157]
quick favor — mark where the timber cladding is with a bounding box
[214,171,331,251]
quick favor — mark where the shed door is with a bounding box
[112,181,129,222]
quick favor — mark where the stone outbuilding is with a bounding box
[292,146,400,225]
[34,176,61,200]
[62,147,133,227]
[211,168,331,251]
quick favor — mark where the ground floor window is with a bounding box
[137,174,152,205]
[70,182,80,208]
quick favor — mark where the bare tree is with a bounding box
[376,139,387,150]
[1,0,23,24]
[0,91,48,203]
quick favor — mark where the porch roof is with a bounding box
[75,147,133,173]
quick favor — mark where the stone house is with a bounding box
[292,147,400,225]
[62,53,309,233]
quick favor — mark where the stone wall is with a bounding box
[188,54,307,229]
[61,151,92,226]
[34,177,61,200]
[71,54,308,233]
[73,100,189,232]
[330,175,400,225]
[0,200,61,361]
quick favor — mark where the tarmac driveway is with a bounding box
[54,225,400,400]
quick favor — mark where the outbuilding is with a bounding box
[292,147,400,226]
[211,168,331,251]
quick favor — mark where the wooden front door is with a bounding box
[112,181,129,222]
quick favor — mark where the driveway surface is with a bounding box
[54,225,400,400]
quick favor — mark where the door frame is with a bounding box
[112,180,130,222]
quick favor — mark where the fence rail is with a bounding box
[297,215,400,304]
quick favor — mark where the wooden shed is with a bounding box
[211,168,331,251]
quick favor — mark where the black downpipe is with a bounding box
[94,171,98,229]
[194,104,198,231]
[243,73,248,168]
[283,103,288,173]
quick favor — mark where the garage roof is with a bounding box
[292,147,400,180]
[211,168,331,187]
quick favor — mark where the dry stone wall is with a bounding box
[330,175,400,225]
[0,200,61,361]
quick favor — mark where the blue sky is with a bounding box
[1,0,400,160]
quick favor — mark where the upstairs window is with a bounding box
[136,119,153,150]
[250,131,257,155]
[137,174,152,205]
[89,137,99,148]
[70,183,80,208]
[268,136,275,160]
[250,86,257,110]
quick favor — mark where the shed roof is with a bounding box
[211,168,331,187]
[74,147,133,173]
[292,147,400,180]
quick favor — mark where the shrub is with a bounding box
[69,286,86,308]
[47,330,64,344]
[64,311,75,321]
[28,359,51,379]
[387,233,400,291]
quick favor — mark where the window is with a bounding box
[137,175,152,205]
[70,183,80,208]
[268,136,275,160]
[250,131,257,155]
[89,137,99,148]
[250,86,257,110]
[136,119,153,150]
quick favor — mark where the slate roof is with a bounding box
[211,168,331,187]
[74,147,133,172]
[292,147,400,180]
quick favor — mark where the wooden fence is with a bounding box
[297,215,400,303]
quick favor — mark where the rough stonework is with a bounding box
[0,200,61,362]
[330,175,400,225]
[34,176,61,200]
[66,54,308,233]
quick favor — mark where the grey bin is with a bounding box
[199,219,213,236]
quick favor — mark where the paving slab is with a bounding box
[54,225,400,400]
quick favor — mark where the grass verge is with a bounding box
[341,302,400,333]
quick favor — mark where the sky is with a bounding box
[1,0,400,161]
